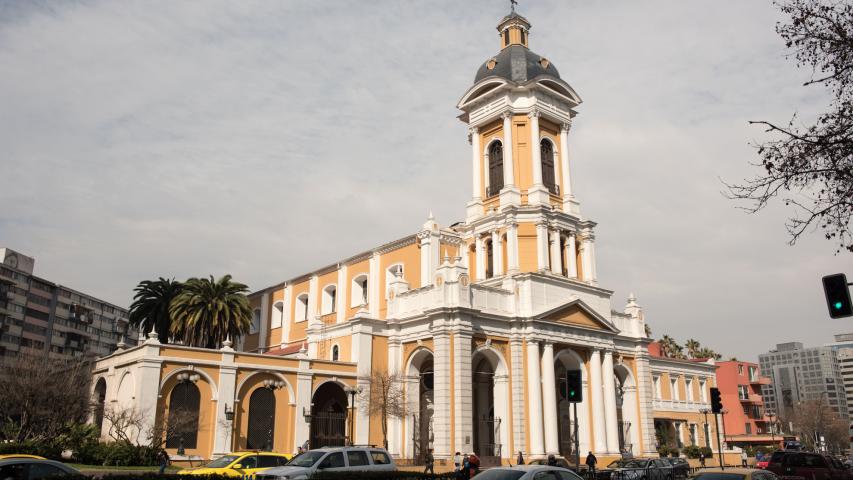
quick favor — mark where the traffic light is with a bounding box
[710,387,723,413]
[565,370,582,403]
[822,274,852,319]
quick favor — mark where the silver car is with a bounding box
[255,447,396,480]
[474,465,584,480]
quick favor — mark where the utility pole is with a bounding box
[714,413,724,470]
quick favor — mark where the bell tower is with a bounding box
[456,9,598,285]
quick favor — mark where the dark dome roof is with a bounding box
[474,45,560,84]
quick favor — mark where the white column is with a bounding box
[502,112,515,186]
[453,332,473,454]
[353,330,373,444]
[213,363,237,455]
[387,339,403,456]
[526,340,545,455]
[281,284,292,346]
[549,229,562,275]
[336,265,347,323]
[295,368,312,451]
[559,122,573,197]
[433,332,452,458]
[470,127,482,199]
[494,374,510,459]
[308,275,319,320]
[506,222,519,273]
[259,292,270,352]
[475,235,486,280]
[530,111,542,185]
[581,232,597,283]
[541,342,559,455]
[510,338,526,456]
[491,229,503,277]
[602,350,620,454]
[590,349,607,454]
[535,222,549,271]
[587,237,597,282]
[368,252,380,316]
[565,233,578,279]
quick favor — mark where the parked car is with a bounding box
[254,446,396,480]
[527,458,574,469]
[178,451,292,477]
[0,456,46,461]
[691,468,779,480]
[472,465,583,480]
[765,451,852,480]
[600,458,673,480]
[754,458,770,470]
[0,458,82,480]
[664,458,689,480]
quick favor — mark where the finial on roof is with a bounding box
[510,0,518,14]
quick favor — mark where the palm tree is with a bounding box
[660,335,678,358]
[644,324,652,337]
[169,275,252,348]
[685,339,701,359]
[128,278,183,343]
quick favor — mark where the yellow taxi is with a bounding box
[179,451,292,477]
[0,455,46,460]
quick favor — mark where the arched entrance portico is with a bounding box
[310,382,348,448]
[405,348,434,463]
[614,364,640,455]
[471,346,509,465]
[554,348,589,459]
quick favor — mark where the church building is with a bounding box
[91,10,715,467]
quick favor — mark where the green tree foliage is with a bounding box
[169,275,252,348]
[129,278,183,343]
[727,0,853,252]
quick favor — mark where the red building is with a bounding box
[715,360,777,448]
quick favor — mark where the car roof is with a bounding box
[695,468,756,475]
[0,455,46,460]
[231,451,289,456]
[492,465,574,471]
[0,459,78,470]
[307,446,387,453]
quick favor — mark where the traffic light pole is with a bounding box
[714,413,724,470]
[573,402,580,471]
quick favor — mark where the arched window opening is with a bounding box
[321,285,337,315]
[351,275,369,307]
[247,387,276,451]
[250,309,261,334]
[541,139,557,194]
[166,381,200,449]
[93,378,107,436]
[271,302,284,329]
[488,142,504,197]
[485,239,494,279]
[331,345,340,362]
[296,294,309,322]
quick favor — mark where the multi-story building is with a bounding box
[758,342,848,422]
[0,247,135,361]
[824,333,853,419]
[647,342,720,453]
[715,360,775,448]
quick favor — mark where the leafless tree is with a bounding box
[726,0,853,253]
[359,370,407,450]
[102,405,147,444]
[787,398,849,453]
[0,354,92,442]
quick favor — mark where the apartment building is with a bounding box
[825,333,853,419]
[715,360,776,448]
[0,247,136,361]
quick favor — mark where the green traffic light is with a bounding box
[835,302,844,310]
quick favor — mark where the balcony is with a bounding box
[739,394,763,404]
[750,376,772,386]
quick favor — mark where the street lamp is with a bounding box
[263,379,285,390]
[766,410,776,446]
[177,372,200,384]
[345,386,362,446]
[224,404,234,421]
[700,409,711,448]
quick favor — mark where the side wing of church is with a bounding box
[91,11,720,466]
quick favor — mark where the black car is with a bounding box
[601,458,674,480]
[0,459,82,480]
[663,458,689,480]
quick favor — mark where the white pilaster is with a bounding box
[368,253,380,316]
[590,348,607,454]
[506,221,519,273]
[213,346,237,456]
[491,230,503,277]
[528,110,550,205]
[602,350,620,454]
[502,112,515,186]
[471,127,482,199]
[526,340,545,456]
[535,222,549,272]
[433,332,452,458]
[295,368,312,451]
[259,292,270,353]
[281,285,292,347]
[454,332,473,454]
[336,265,347,323]
[581,232,597,284]
[475,235,486,280]
[510,338,526,456]
[541,342,559,455]
[634,353,658,456]
[308,275,319,320]
[135,357,162,446]
[549,229,562,275]
[566,233,578,279]
[387,339,403,456]
[353,329,373,445]
[559,122,573,198]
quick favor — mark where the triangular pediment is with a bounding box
[538,299,618,333]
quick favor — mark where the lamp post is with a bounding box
[700,409,711,448]
[766,410,776,447]
[224,404,235,452]
[345,386,362,446]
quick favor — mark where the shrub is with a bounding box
[700,446,713,458]
[682,445,701,459]
[657,445,669,457]
[668,447,680,457]
[100,442,158,466]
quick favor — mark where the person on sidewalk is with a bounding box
[517,451,525,465]
[454,451,463,471]
[585,451,598,479]
[741,450,748,467]
[424,448,435,475]
[157,449,170,475]
[699,451,706,468]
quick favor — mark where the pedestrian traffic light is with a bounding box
[565,370,582,403]
[710,387,723,413]
[822,274,853,319]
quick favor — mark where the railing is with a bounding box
[652,399,712,412]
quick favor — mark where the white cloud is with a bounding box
[0,0,843,360]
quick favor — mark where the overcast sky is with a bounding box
[0,0,847,361]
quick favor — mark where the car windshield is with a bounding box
[286,451,325,467]
[205,455,240,468]
[470,470,526,480]
[694,474,746,480]
[609,460,634,468]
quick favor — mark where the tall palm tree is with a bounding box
[660,335,679,358]
[169,275,252,349]
[128,278,183,343]
[685,339,701,359]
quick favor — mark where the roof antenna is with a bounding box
[510,0,518,14]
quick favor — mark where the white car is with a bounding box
[255,446,396,480]
[475,465,585,480]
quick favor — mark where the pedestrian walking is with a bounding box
[157,449,169,475]
[517,451,525,465]
[699,451,706,468]
[454,451,462,471]
[741,450,748,468]
[585,451,598,479]
[468,453,480,477]
[459,455,470,480]
[424,448,435,475]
